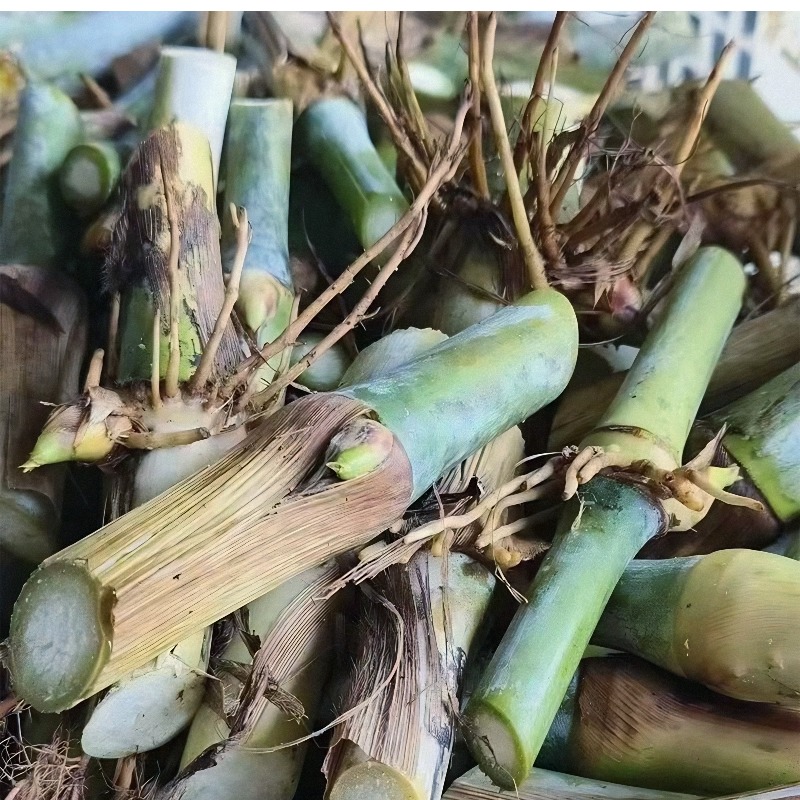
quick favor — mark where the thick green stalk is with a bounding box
[537,655,800,795]
[221,98,294,385]
[150,46,237,188]
[709,363,800,522]
[8,288,578,712]
[294,97,409,255]
[0,83,83,268]
[341,288,578,500]
[595,549,800,705]
[582,247,746,467]
[707,80,800,174]
[444,766,700,800]
[13,12,196,92]
[463,247,745,789]
[550,299,800,450]
[463,478,667,788]
[59,141,121,217]
[289,332,351,391]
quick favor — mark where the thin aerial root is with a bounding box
[191,204,249,393]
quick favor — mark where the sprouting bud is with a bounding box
[21,388,135,471]
[325,418,394,481]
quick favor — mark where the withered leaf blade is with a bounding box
[0,273,64,334]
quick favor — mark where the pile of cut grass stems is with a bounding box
[3,11,800,800]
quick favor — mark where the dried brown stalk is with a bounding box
[549,11,655,218]
[467,12,490,199]
[327,11,428,192]
[511,11,569,179]
[482,13,548,291]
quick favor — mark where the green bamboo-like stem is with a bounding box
[709,363,800,522]
[289,331,351,391]
[550,299,800,450]
[150,46,237,188]
[595,548,800,705]
[13,12,196,92]
[340,288,577,499]
[221,98,295,387]
[59,141,121,217]
[444,766,700,800]
[294,97,410,256]
[537,655,800,795]
[463,247,745,789]
[8,288,578,713]
[581,247,746,467]
[0,83,83,268]
[463,478,667,789]
[222,99,294,318]
[707,80,800,176]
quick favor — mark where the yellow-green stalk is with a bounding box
[463,247,746,789]
[595,548,800,706]
[537,655,800,795]
[8,288,578,713]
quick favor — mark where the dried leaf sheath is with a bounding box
[10,394,413,711]
[325,552,495,800]
[107,123,240,384]
[0,264,87,561]
[162,562,340,800]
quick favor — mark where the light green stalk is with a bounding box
[221,98,294,387]
[463,247,745,789]
[340,288,578,499]
[222,99,293,330]
[13,12,196,92]
[150,46,237,188]
[463,478,667,789]
[709,363,800,522]
[290,332,351,391]
[0,82,83,268]
[595,549,800,706]
[582,247,746,467]
[707,80,800,175]
[8,287,578,713]
[294,97,409,255]
[59,141,121,217]
[537,655,800,796]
